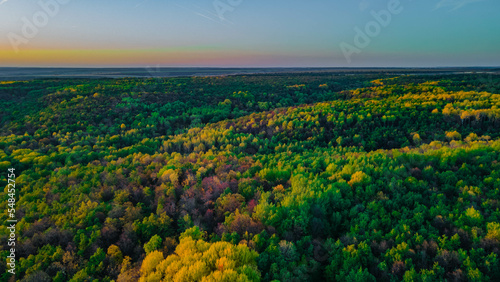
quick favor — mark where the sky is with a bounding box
[0,0,499,67]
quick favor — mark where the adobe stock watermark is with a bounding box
[340,0,404,64]
[7,0,71,53]
[135,64,168,94]
[477,72,500,93]
[213,0,243,21]
[145,64,163,80]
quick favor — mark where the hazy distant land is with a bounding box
[1,67,499,81]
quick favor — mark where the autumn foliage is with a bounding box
[1,73,500,281]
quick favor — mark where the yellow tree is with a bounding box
[139,227,260,282]
[445,131,462,141]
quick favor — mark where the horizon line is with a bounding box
[1,66,499,69]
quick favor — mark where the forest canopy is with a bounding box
[1,72,499,281]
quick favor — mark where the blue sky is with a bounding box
[0,0,499,67]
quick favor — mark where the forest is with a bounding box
[0,72,499,281]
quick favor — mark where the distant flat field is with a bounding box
[0,67,499,81]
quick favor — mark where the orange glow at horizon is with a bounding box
[0,48,294,67]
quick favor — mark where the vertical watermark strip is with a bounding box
[6,168,16,275]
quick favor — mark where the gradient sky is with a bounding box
[0,0,499,67]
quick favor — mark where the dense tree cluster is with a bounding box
[0,73,499,281]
